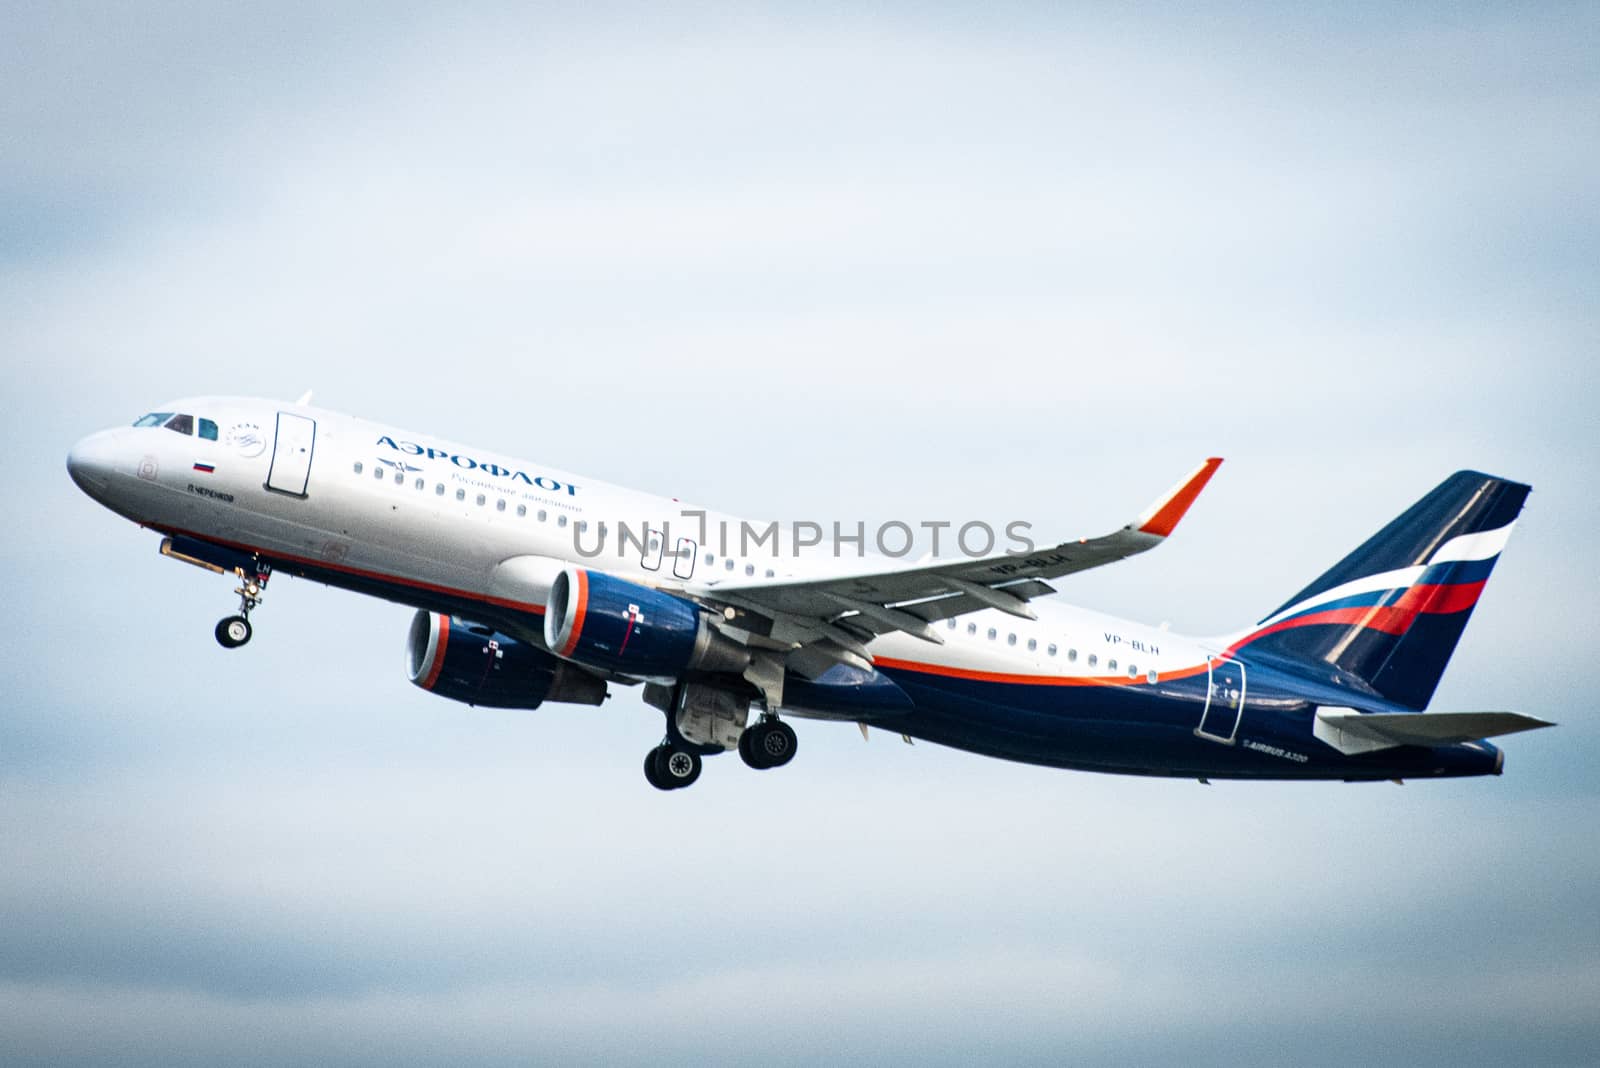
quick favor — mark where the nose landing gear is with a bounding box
[214,568,270,649]
[215,615,253,648]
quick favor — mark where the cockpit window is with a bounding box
[164,413,194,435]
[133,412,173,428]
[198,418,218,441]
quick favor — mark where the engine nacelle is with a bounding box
[407,611,606,709]
[544,567,748,679]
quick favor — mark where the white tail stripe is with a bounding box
[1429,522,1516,565]
[1257,521,1517,628]
[1257,565,1426,628]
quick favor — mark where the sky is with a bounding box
[4,3,1598,1064]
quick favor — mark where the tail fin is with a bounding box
[1234,471,1530,709]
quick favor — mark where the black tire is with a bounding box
[644,747,673,791]
[761,720,797,768]
[215,615,252,649]
[739,726,769,770]
[656,746,702,789]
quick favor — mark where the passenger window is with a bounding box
[1108,659,1117,671]
[476,494,486,506]
[1007,633,1017,646]
[435,484,445,496]
[1128,664,1138,677]
[496,499,506,512]
[987,628,997,640]
[415,478,424,490]
[704,553,715,566]
[724,559,734,570]
[745,564,755,576]
[538,510,547,522]
[558,515,567,527]
[198,418,218,441]
[353,462,363,474]
[1047,643,1057,656]
[948,619,958,630]
[765,569,775,578]
[164,413,193,435]
[1088,654,1098,667]
[968,623,977,635]
[394,472,403,485]
[1068,649,1078,662]
[517,504,526,517]
[374,467,384,479]
[133,412,173,428]
[456,489,465,501]
[1147,670,1159,683]
[1027,638,1037,652]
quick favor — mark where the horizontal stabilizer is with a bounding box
[1314,708,1554,756]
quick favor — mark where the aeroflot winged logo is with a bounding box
[376,436,580,495]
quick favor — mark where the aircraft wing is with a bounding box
[695,458,1222,675]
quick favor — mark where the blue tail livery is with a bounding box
[1232,471,1530,709]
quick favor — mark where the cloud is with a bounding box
[4,3,1598,1065]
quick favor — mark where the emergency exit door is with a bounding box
[1195,656,1246,743]
[265,412,316,497]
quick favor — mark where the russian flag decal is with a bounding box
[193,463,215,474]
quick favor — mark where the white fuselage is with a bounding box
[68,396,1216,692]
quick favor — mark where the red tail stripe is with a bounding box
[1240,581,1488,649]
[1393,580,1486,616]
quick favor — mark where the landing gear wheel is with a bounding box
[646,745,701,790]
[644,747,671,791]
[215,615,252,649]
[760,720,797,768]
[657,746,702,789]
[740,719,797,770]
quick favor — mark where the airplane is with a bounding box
[66,395,1552,790]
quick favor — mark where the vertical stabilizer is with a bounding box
[1234,471,1529,709]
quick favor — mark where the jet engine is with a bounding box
[544,567,748,679]
[407,610,606,708]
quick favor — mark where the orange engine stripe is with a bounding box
[421,613,450,690]
[558,570,589,658]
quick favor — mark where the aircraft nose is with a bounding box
[66,430,120,496]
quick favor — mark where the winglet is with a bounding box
[1135,458,1223,537]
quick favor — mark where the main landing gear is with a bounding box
[640,695,798,791]
[644,745,703,791]
[215,567,270,649]
[739,716,797,771]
